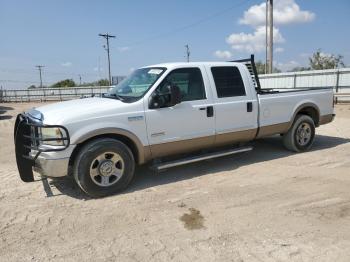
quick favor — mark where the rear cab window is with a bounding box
[211,67,246,98]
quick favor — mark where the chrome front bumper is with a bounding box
[32,145,76,178]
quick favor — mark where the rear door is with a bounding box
[144,66,216,158]
[205,65,258,146]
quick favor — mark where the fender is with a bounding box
[74,127,151,164]
[287,102,320,129]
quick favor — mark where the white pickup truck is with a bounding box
[14,55,335,197]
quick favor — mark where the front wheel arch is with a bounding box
[69,133,141,173]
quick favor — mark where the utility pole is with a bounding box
[267,0,273,73]
[185,44,190,62]
[265,0,268,74]
[99,33,116,86]
[78,74,82,86]
[36,65,44,88]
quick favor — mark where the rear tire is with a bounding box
[73,138,135,198]
[283,114,315,152]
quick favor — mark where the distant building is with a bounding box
[112,76,126,85]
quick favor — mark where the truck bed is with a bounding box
[257,87,334,137]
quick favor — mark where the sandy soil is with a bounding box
[1,102,350,261]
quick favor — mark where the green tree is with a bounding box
[96,79,109,86]
[51,79,76,88]
[255,61,281,74]
[289,66,311,72]
[27,85,37,89]
[309,50,345,70]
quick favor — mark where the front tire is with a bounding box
[73,138,135,198]
[283,114,315,152]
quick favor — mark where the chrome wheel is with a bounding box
[89,152,124,187]
[296,122,312,146]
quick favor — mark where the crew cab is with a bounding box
[14,55,335,197]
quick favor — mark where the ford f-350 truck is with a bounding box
[14,55,335,197]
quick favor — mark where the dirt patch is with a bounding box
[180,208,205,230]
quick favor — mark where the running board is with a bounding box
[152,146,253,171]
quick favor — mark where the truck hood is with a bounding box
[32,97,127,125]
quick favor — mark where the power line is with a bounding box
[35,65,44,88]
[0,79,51,84]
[0,68,101,78]
[99,33,116,85]
[122,0,254,47]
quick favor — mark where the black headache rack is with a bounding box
[230,54,262,94]
[14,113,70,182]
[230,55,334,95]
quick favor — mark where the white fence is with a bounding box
[0,86,110,102]
[1,68,350,103]
[259,68,350,103]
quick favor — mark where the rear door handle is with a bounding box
[247,102,253,112]
[207,106,214,117]
[198,106,214,117]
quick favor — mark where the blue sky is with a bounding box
[1,0,349,89]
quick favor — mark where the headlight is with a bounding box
[39,127,68,146]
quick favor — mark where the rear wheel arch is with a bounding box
[290,103,320,127]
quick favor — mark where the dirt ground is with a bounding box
[1,102,350,262]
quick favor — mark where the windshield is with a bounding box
[108,67,166,100]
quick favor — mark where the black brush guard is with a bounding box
[14,114,70,182]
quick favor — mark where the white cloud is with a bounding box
[117,46,131,52]
[226,26,285,53]
[239,0,315,27]
[213,50,232,59]
[299,52,310,58]
[61,62,72,67]
[275,47,284,53]
[93,67,103,72]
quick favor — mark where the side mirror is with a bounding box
[149,85,181,109]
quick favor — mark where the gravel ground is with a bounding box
[1,102,350,262]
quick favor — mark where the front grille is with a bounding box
[14,113,70,182]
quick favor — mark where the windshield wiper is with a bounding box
[103,93,125,101]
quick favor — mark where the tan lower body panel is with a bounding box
[147,114,335,160]
[319,114,334,125]
[150,135,215,159]
[214,128,257,147]
[149,128,257,159]
[256,122,290,138]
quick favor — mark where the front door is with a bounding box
[144,66,215,158]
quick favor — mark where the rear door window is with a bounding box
[211,67,246,98]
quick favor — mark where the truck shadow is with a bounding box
[50,134,349,200]
[0,106,14,120]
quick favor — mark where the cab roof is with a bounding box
[143,61,242,70]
